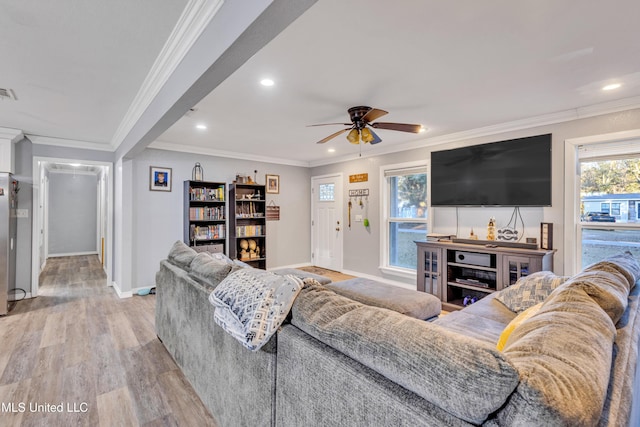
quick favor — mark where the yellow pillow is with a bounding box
[496,302,544,351]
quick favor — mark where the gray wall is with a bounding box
[13,138,33,294]
[311,108,640,282]
[48,173,98,255]
[132,148,311,288]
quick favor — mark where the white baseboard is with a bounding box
[111,281,132,298]
[49,251,99,258]
[268,262,312,271]
[341,269,416,291]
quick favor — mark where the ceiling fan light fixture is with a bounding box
[347,129,360,144]
[361,127,374,143]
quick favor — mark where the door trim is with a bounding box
[310,173,344,271]
[31,156,113,297]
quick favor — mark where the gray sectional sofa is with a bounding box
[156,241,640,426]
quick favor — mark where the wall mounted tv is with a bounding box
[430,134,552,207]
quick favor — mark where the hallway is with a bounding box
[0,255,216,426]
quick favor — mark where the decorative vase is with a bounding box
[192,162,204,181]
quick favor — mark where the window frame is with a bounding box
[564,129,640,274]
[379,161,429,280]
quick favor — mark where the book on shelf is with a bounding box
[190,187,224,202]
[426,233,455,242]
[235,225,264,237]
[189,206,224,221]
[191,224,226,241]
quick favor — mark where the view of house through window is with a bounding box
[580,157,640,267]
[384,167,427,270]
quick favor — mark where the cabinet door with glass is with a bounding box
[502,255,542,288]
[416,243,442,298]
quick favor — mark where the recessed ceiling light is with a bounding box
[260,78,275,87]
[70,163,81,167]
[602,83,621,91]
[196,124,207,130]
[419,126,428,133]
[328,148,336,153]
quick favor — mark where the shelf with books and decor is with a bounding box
[228,183,266,269]
[184,180,227,254]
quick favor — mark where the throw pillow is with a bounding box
[167,240,197,270]
[189,252,234,288]
[209,269,311,351]
[496,302,543,351]
[495,271,568,313]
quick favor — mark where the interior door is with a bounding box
[311,174,343,271]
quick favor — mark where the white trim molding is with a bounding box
[149,140,309,167]
[112,281,133,299]
[0,127,24,143]
[27,135,113,152]
[110,0,225,151]
[564,128,640,274]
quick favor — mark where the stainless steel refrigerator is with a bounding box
[0,173,18,315]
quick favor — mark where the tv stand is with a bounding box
[451,237,538,250]
[416,240,555,311]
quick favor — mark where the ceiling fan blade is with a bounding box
[368,128,382,144]
[307,123,352,127]
[316,128,350,144]
[371,122,422,133]
[362,108,388,123]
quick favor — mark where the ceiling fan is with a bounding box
[309,106,423,145]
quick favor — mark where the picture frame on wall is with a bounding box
[266,174,280,194]
[150,166,172,192]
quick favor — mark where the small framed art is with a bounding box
[540,222,553,250]
[150,166,172,192]
[266,174,280,194]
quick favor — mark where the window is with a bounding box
[612,203,621,216]
[318,183,334,201]
[381,162,428,276]
[579,152,640,269]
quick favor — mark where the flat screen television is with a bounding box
[430,134,552,206]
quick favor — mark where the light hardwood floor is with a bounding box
[0,255,217,427]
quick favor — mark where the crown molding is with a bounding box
[149,141,310,167]
[309,97,640,167]
[27,135,114,152]
[0,127,24,143]
[110,0,225,151]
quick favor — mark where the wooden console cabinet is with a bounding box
[416,240,555,311]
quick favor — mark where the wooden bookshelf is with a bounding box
[184,180,227,253]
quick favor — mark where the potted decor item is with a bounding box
[192,162,204,181]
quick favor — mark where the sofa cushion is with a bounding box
[291,282,519,425]
[495,254,640,426]
[498,285,616,426]
[209,269,310,351]
[496,302,543,351]
[167,240,198,270]
[327,278,441,320]
[495,271,568,313]
[189,252,236,288]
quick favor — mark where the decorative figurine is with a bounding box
[487,217,496,241]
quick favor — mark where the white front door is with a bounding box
[311,174,343,271]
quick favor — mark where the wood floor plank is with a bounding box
[39,311,66,348]
[157,369,218,427]
[96,386,139,427]
[0,255,217,426]
[0,379,31,427]
[0,330,42,385]
[106,312,140,350]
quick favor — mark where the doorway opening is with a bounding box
[31,157,113,297]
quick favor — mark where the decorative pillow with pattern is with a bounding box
[209,269,312,351]
[496,271,569,313]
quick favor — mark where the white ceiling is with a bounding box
[2,0,640,167]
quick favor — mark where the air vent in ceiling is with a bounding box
[0,88,17,101]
